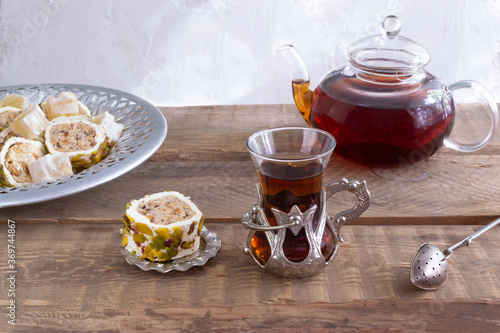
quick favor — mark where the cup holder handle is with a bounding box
[241,204,302,231]
[325,178,371,242]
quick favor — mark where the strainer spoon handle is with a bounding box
[443,217,500,259]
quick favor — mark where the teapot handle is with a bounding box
[445,80,499,152]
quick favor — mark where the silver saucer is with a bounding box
[121,226,221,273]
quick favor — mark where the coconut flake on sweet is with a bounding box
[42,92,80,121]
[0,94,29,110]
[10,104,50,140]
[28,153,73,184]
[126,191,202,228]
[91,111,124,145]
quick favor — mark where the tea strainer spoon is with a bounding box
[410,217,500,290]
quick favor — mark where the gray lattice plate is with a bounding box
[0,83,167,208]
[121,226,221,273]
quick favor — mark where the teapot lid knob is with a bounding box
[346,15,430,74]
[381,15,402,38]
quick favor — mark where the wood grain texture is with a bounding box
[1,104,500,332]
[0,223,499,332]
[1,104,499,225]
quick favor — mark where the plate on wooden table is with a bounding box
[0,83,167,208]
[121,226,221,273]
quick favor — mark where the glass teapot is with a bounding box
[278,16,499,166]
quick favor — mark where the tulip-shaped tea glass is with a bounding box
[242,127,371,278]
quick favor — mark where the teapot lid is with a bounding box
[346,16,430,75]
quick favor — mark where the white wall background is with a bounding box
[0,0,499,107]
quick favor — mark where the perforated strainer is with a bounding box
[410,217,500,290]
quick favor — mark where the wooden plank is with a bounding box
[1,104,499,224]
[1,223,499,332]
[1,104,499,332]
[156,104,500,162]
[153,104,308,162]
[1,154,499,225]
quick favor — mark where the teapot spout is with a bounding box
[277,45,313,125]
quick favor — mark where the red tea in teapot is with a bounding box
[281,15,498,167]
[250,156,335,264]
[293,78,455,166]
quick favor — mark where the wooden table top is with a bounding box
[1,104,499,332]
